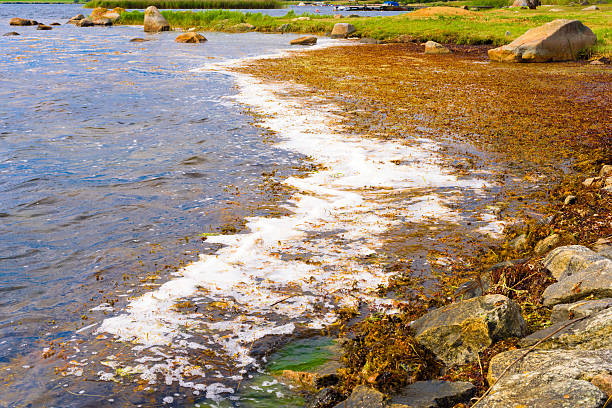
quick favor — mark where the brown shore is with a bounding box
[233,42,612,405]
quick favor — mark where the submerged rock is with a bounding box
[144,6,170,33]
[411,294,526,366]
[129,38,149,42]
[290,36,317,45]
[330,23,356,39]
[37,24,52,30]
[488,19,597,62]
[333,385,384,408]
[3,31,20,36]
[520,307,612,349]
[9,18,38,26]
[424,41,451,54]
[391,380,477,408]
[175,32,207,43]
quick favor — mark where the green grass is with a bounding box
[85,0,281,9]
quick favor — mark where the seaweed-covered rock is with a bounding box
[551,298,612,323]
[542,257,612,306]
[144,6,169,33]
[332,385,385,408]
[488,19,597,62]
[411,295,526,366]
[424,41,451,54]
[330,23,356,39]
[543,245,608,280]
[391,380,476,408]
[175,32,207,43]
[519,307,612,349]
[533,233,561,255]
[290,36,317,45]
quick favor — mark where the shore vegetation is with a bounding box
[85,0,281,8]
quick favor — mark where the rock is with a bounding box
[582,5,600,9]
[564,195,576,205]
[348,14,360,18]
[600,165,612,178]
[454,260,524,300]
[3,32,20,36]
[551,298,612,323]
[9,18,38,26]
[89,7,108,20]
[307,387,345,408]
[279,369,317,389]
[359,38,381,44]
[475,371,607,408]
[488,348,612,384]
[130,38,149,42]
[510,233,528,251]
[583,176,603,188]
[543,245,608,280]
[232,22,255,32]
[411,295,526,366]
[520,307,612,349]
[50,22,60,26]
[512,0,540,7]
[334,14,343,18]
[175,32,207,43]
[76,19,94,27]
[102,11,121,23]
[92,18,113,26]
[68,14,85,23]
[391,380,477,408]
[542,256,612,306]
[144,6,169,33]
[533,233,561,256]
[290,36,317,45]
[424,41,451,54]
[593,237,612,258]
[505,30,511,37]
[330,23,356,39]
[292,16,311,22]
[332,385,384,408]
[37,24,52,30]
[591,373,612,396]
[488,19,597,63]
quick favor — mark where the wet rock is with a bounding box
[76,19,94,27]
[333,385,385,408]
[315,373,339,388]
[3,31,20,36]
[307,387,345,408]
[67,14,85,24]
[330,23,356,39]
[390,380,476,408]
[290,36,317,45]
[424,41,451,54]
[175,32,207,43]
[600,165,612,178]
[92,18,113,26]
[488,19,596,62]
[591,373,612,396]
[359,37,381,44]
[411,295,526,366]
[488,348,612,384]
[89,7,108,20]
[564,195,576,205]
[542,256,612,306]
[519,307,612,349]
[533,233,561,256]
[279,369,317,389]
[582,5,600,9]
[37,24,52,30]
[144,6,170,33]
[9,18,38,26]
[543,245,607,280]
[130,37,149,42]
[551,298,612,323]
[475,371,607,408]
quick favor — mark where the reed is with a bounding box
[85,0,282,9]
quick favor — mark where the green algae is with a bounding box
[266,336,336,374]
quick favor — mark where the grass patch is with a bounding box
[85,0,281,9]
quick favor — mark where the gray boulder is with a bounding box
[330,23,356,39]
[542,257,612,306]
[551,298,612,323]
[411,295,526,366]
[391,380,476,408]
[488,19,597,62]
[144,6,170,33]
[519,307,612,349]
[543,245,608,280]
[333,385,384,408]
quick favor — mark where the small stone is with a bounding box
[130,38,149,42]
[424,40,451,54]
[600,164,612,178]
[50,22,61,26]
[290,36,317,45]
[591,373,612,396]
[564,195,576,205]
[332,385,384,408]
[175,32,207,43]
[533,233,561,256]
[583,176,603,188]
[3,32,20,36]
[510,234,528,251]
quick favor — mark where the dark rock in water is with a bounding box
[130,37,149,42]
[67,14,85,24]
[3,32,20,36]
[50,22,61,26]
[551,298,612,323]
[411,295,526,366]
[359,37,381,44]
[391,380,477,408]
[306,387,344,408]
[76,19,94,27]
[290,36,317,45]
[9,18,38,26]
[332,385,384,408]
[144,6,170,33]
[519,307,612,349]
[37,24,52,30]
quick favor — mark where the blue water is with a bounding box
[0,4,327,405]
